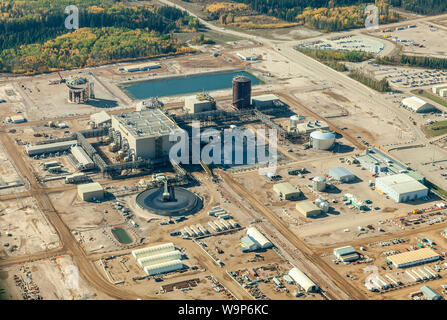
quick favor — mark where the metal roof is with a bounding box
[252,94,279,102]
[388,247,439,266]
[296,201,321,214]
[90,111,111,124]
[273,182,300,196]
[402,96,435,112]
[77,182,103,194]
[113,109,178,139]
[328,167,355,179]
[333,246,356,257]
[420,286,442,300]
[376,173,428,194]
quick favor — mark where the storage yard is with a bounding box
[320,227,447,299]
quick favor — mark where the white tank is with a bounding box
[313,176,326,191]
[310,131,336,150]
[290,115,299,129]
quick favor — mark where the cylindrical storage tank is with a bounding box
[320,202,329,213]
[313,176,326,191]
[315,198,324,207]
[310,131,336,150]
[232,76,252,109]
[290,115,299,129]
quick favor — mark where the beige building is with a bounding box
[111,109,178,160]
[296,201,321,218]
[78,182,104,201]
[273,182,301,200]
[184,93,216,113]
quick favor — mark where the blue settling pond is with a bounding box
[121,71,261,99]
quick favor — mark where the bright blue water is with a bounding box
[122,71,261,99]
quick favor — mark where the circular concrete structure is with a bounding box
[136,186,202,217]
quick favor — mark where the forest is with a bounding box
[230,0,399,31]
[0,0,197,74]
[376,55,447,70]
[349,70,392,92]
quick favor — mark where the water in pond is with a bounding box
[121,71,261,99]
[111,227,133,244]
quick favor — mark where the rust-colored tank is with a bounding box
[232,76,251,109]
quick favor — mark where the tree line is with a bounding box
[376,55,447,69]
[0,1,189,50]
[349,70,392,92]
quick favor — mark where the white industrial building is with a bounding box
[251,94,280,107]
[375,173,428,203]
[26,140,77,156]
[131,243,183,276]
[144,259,183,276]
[439,88,447,98]
[132,243,175,260]
[288,267,319,293]
[90,111,111,128]
[111,109,178,160]
[77,182,104,201]
[387,247,440,268]
[184,93,216,113]
[246,227,273,249]
[137,250,182,268]
[70,146,95,170]
[123,62,161,73]
[328,167,356,183]
[65,173,88,184]
[310,131,336,150]
[401,96,437,113]
[273,182,301,200]
[432,83,447,95]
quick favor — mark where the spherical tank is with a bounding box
[310,131,336,150]
[232,76,251,109]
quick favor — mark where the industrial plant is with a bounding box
[3,6,447,303]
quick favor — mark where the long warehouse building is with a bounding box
[144,259,183,276]
[387,247,440,268]
[137,250,182,268]
[132,243,175,260]
[71,146,95,170]
[246,227,273,249]
[26,140,77,156]
[288,267,319,293]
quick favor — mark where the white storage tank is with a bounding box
[289,115,299,129]
[310,131,336,150]
[312,176,326,191]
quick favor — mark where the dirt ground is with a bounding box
[0,196,60,258]
[0,255,110,300]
